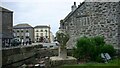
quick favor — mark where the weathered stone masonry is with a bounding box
[60,2,120,49]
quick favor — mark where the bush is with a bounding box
[101,44,116,57]
[73,36,115,62]
[92,36,105,46]
[95,54,104,62]
[73,37,93,59]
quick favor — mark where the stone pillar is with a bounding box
[58,46,67,59]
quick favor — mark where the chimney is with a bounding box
[78,2,81,7]
[71,2,77,12]
[74,2,76,5]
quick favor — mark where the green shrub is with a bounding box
[101,44,116,57]
[95,55,104,62]
[92,36,105,46]
[73,37,94,60]
[73,36,115,62]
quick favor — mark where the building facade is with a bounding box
[50,31,54,43]
[60,2,120,49]
[0,7,13,47]
[34,25,51,43]
[13,24,34,43]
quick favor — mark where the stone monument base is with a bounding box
[49,56,77,67]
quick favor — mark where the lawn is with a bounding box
[60,58,120,68]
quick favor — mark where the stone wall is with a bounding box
[2,45,38,67]
[2,45,58,67]
[62,2,120,49]
[49,59,77,68]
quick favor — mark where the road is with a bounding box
[2,42,58,50]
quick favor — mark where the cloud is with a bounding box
[2,0,84,35]
[2,0,84,2]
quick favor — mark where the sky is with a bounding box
[1,0,84,35]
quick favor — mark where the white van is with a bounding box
[42,43,58,49]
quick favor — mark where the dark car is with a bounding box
[11,38,21,46]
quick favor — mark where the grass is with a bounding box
[59,58,120,68]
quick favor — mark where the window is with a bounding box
[36,33,39,35]
[50,46,53,48]
[21,30,23,32]
[25,33,29,36]
[13,33,16,37]
[17,33,19,36]
[26,36,29,38]
[41,33,43,36]
[21,36,23,39]
[46,36,48,38]
[36,33,39,37]
[36,35,39,37]
[17,36,19,38]
[17,30,19,32]
[36,30,39,32]
[41,30,43,32]
[26,30,28,32]
[45,30,47,32]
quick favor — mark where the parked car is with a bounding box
[11,38,21,46]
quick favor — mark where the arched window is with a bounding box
[36,30,39,32]
[45,30,47,32]
[26,30,28,32]
[41,30,43,32]
[17,30,19,32]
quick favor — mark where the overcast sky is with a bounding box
[1,0,84,35]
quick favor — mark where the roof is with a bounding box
[13,23,33,29]
[63,2,85,22]
[34,25,50,28]
[0,6,13,13]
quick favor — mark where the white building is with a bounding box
[34,25,51,43]
[50,31,54,43]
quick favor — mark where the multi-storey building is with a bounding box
[13,24,34,43]
[50,31,54,43]
[60,2,120,49]
[34,25,51,43]
[0,7,13,47]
